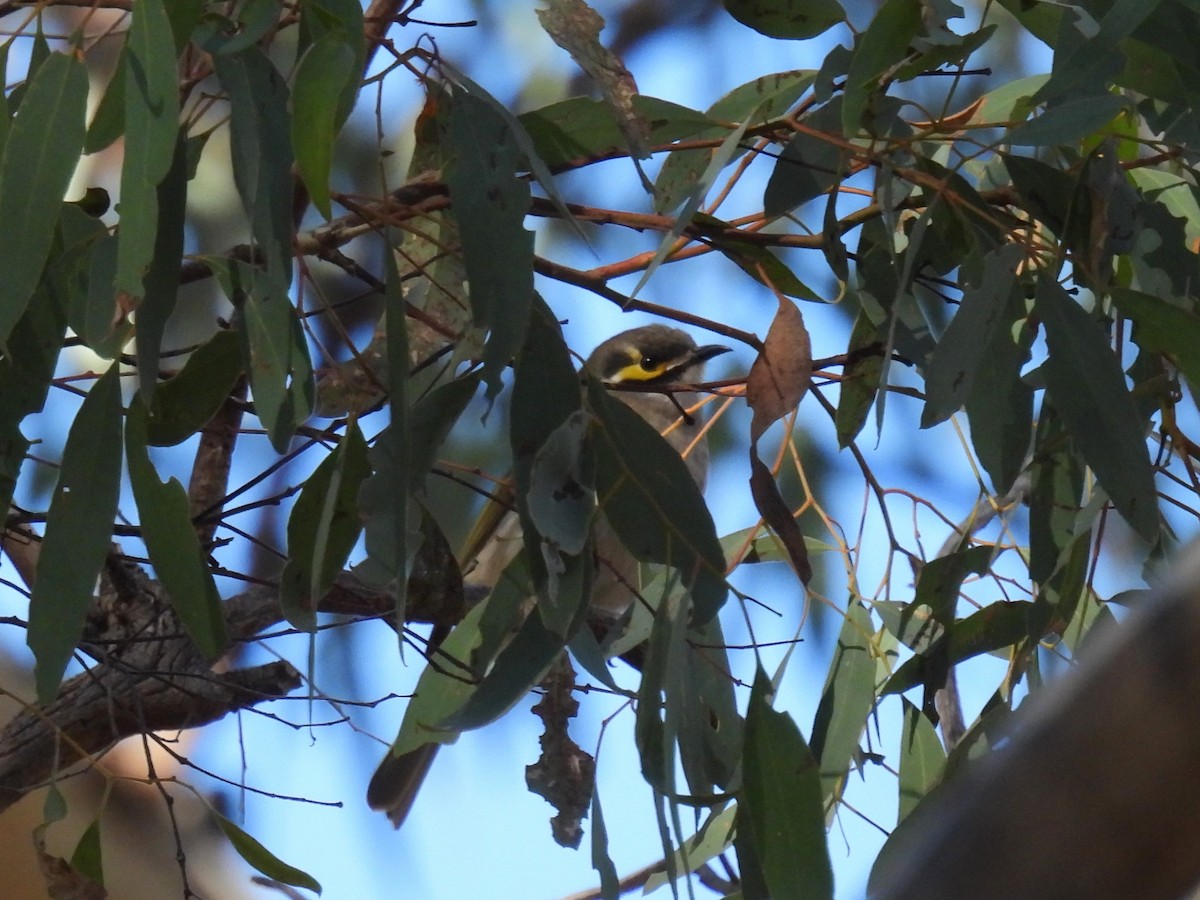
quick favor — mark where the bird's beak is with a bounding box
[660,343,731,382]
[688,344,733,366]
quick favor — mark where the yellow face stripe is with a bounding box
[610,359,670,383]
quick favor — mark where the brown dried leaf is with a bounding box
[748,450,813,585]
[35,828,106,900]
[747,297,812,442]
[525,654,594,848]
[537,0,649,160]
[912,96,984,133]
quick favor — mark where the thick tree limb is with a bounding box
[874,541,1200,900]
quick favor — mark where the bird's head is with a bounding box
[584,324,731,388]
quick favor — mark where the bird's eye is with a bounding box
[640,356,657,371]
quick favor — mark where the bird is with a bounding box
[366,324,730,827]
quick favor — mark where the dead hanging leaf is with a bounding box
[34,825,106,900]
[749,451,813,585]
[526,654,594,848]
[745,296,813,585]
[536,0,650,161]
[747,297,812,442]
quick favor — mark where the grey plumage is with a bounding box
[367,325,729,826]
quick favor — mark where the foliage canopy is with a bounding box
[1,0,1199,896]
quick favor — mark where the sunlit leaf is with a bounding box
[899,699,946,822]
[212,810,322,894]
[1113,288,1200,388]
[810,595,875,800]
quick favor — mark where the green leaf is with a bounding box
[527,410,594,556]
[635,579,690,796]
[723,0,844,40]
[810,595,876,801]
[1028,405,1083,586]
[842,0,923,133]
[382,599,490,758]
[510,297,582,599]
[212,48,294,288]
[674,616,743,792]
[212,809,322,894]
[379,244,412,611]
[836,308,883,447]
[292,33,357,219]
[518,94,720,171]
[0,42,13,159]
[359,374,479,583]
[280,422,371,631]
[883,600,1040,696]
[85,48,126,154]
[146,329,244,446]
[965,292,1033,494]
[115,0,181,305]
[586,377,727,624]
[741,665,834,900]
[655,70,816,213]
[126,399,227,659]
[69,233,122,356]
[0,53,89,347]
[1130,167,1200,245]
[69,819,104,887]
[443,89,534,405]
[1036,278,1158,540]
[135,133,189,399]
[917,545,993,626]
[200,0,283,56]
[0,276,67,511]
[630,104,758,299]
[27,366,124,703]
[644,805,738,893]
[439,608,564,731]
[966,74,1049,127]
[923,244,1025,427]
[1033,0,1157,105]
[698,212,823,301]
[1112,288,1200,388]
[1007,93,1129,146]
[163,0,205,50]
[764,99,850,218]
[298,0,365,125]
[590,790,620,900]
[898,699,946,822]
[211,260,312,452]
